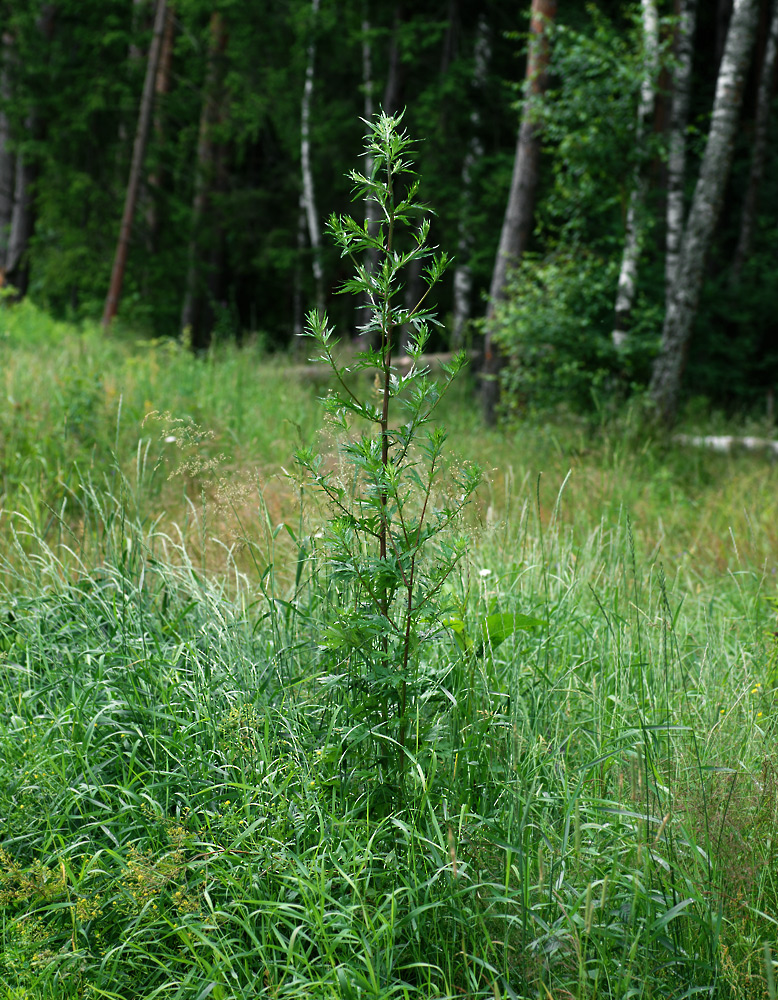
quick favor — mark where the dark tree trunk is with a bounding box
[731,0,778,282]
[180,10,229,350]
[145,4,175,252]
[383,5,404,114]
[649,0,759,424]
[0,7,56,295]
[0,32,14,275]
[482,0,556,425]
[102,0,168,328]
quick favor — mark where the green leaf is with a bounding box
[481,611,546,647]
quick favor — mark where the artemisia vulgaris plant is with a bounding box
[295,112,481,811]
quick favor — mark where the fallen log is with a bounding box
[674,433,778,457]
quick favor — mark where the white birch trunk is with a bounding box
[612,0,658,349]
[482,0,556,424]
[665,0,698,307]
[731,0,778,282]
[292,193,307,341]
[358,14,378,345]
[649,0,759,424]
[300,0,323,313]
[451,17,489,350]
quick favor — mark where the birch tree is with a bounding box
[482,0,556,425]
[665,0,698,307]
[102,0,168,328]
[649,0,759,424]
[730,0,778,282]
[611,0,658,349]
[300,0,323,313]
[451,17,489,350]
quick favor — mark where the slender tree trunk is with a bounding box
[300,0,323,313]
[482,0,556,425]
[146,3,175,251]
[0,32,16,276]
[358,12,379,345]
[102,0,168,328]
[731,0,778,282]
[649,0,759,424]
[0,8,56,294]
[716,0,734,68]
[612,0,659,349]
[383,6,404,114]
[451,17,489,350]
[292,193,307,343]
[180,10,228,348]
[665,0,698,307]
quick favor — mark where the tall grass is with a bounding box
[1,301,777,997]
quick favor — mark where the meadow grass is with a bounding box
[1,301,777,998]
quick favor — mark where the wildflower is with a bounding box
[478,568,491,578]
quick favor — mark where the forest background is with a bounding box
[1,0,776,425]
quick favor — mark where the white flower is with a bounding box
[478,568,491,578]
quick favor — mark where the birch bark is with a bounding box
[358,13,379,345]
[300,0,323,313]
[451,17,489,350]
[612,0,658,349]
[482,0,556,425]
[731,0,778,282]
[665,0,698,307]
[649,0,758,424]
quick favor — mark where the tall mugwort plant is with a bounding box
[296,112,481,810]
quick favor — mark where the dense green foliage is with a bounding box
[1,1,776,413]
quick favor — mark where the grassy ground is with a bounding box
[1,301,777,998]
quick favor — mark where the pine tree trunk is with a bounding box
[730,0,778,282]
[482,0,556,425]
[451,17,489,350]
[1,8,55,295]
[649,0,758,424]
[665,0,698,307]
[612,0,658,349]
[180,10,228,349]
[300,0,324,314]
[0,32,15,277]
[102,0,168,328]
